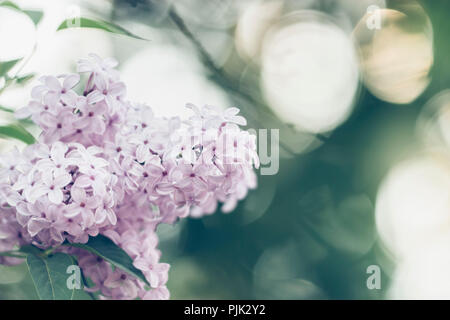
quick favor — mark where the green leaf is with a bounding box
[72,287,93,300]
[66,234,149,285]
[0,268,39,299]
[0,250,26,258]
[0,123,35,144]
[23,9,43,25]
[0,263,27,284]
[14,73,35,84]
[0,105,15,113]
[0,59,21,77]
[0,106,34,126]
[56,17,147,40]
[26,253,77,300]
[0,1,20,10]
[18,244,43,255]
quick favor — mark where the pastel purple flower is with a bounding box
[0,53,259,300]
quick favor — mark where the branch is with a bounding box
[167,6,259,106]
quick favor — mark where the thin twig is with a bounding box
[167,7,258,105]
[168,8,221,80]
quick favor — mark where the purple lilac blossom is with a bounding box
[0,53,259,300]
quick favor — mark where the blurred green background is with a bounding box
[0,0,449,299]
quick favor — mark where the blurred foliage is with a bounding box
[57,17,147,40]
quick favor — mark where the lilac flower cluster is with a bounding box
[0,54,259,299]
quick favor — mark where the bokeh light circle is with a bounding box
[353,4,433,104]
[260,11,359,133]
[375,153,450,258]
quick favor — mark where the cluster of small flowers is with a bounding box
[0,54,259,299]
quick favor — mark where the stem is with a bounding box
[167,6,260,107]
[0,251,27,258]
[43,246,59,257]
[11,43,37,79]
[0,44,37,95]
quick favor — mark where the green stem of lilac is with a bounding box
[42,246,59,257]
[0,250,27,258]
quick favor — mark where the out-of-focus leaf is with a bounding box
[0,107,35,126]
[23,10,43,25]
[0,1,19,10]
[26,253,77,300]
[56,17,147,40]
[66,234,149,285]
[14,73,35,84]
[0,59,21,77]
[0,263,27,284]
[0,105,14,113]
[301,191,375,256]
[241,179,276,225]
[0,268,39,299]
[0,123,35,144]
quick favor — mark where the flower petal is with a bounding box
[63,74,80,89]
[48,189,63,204]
